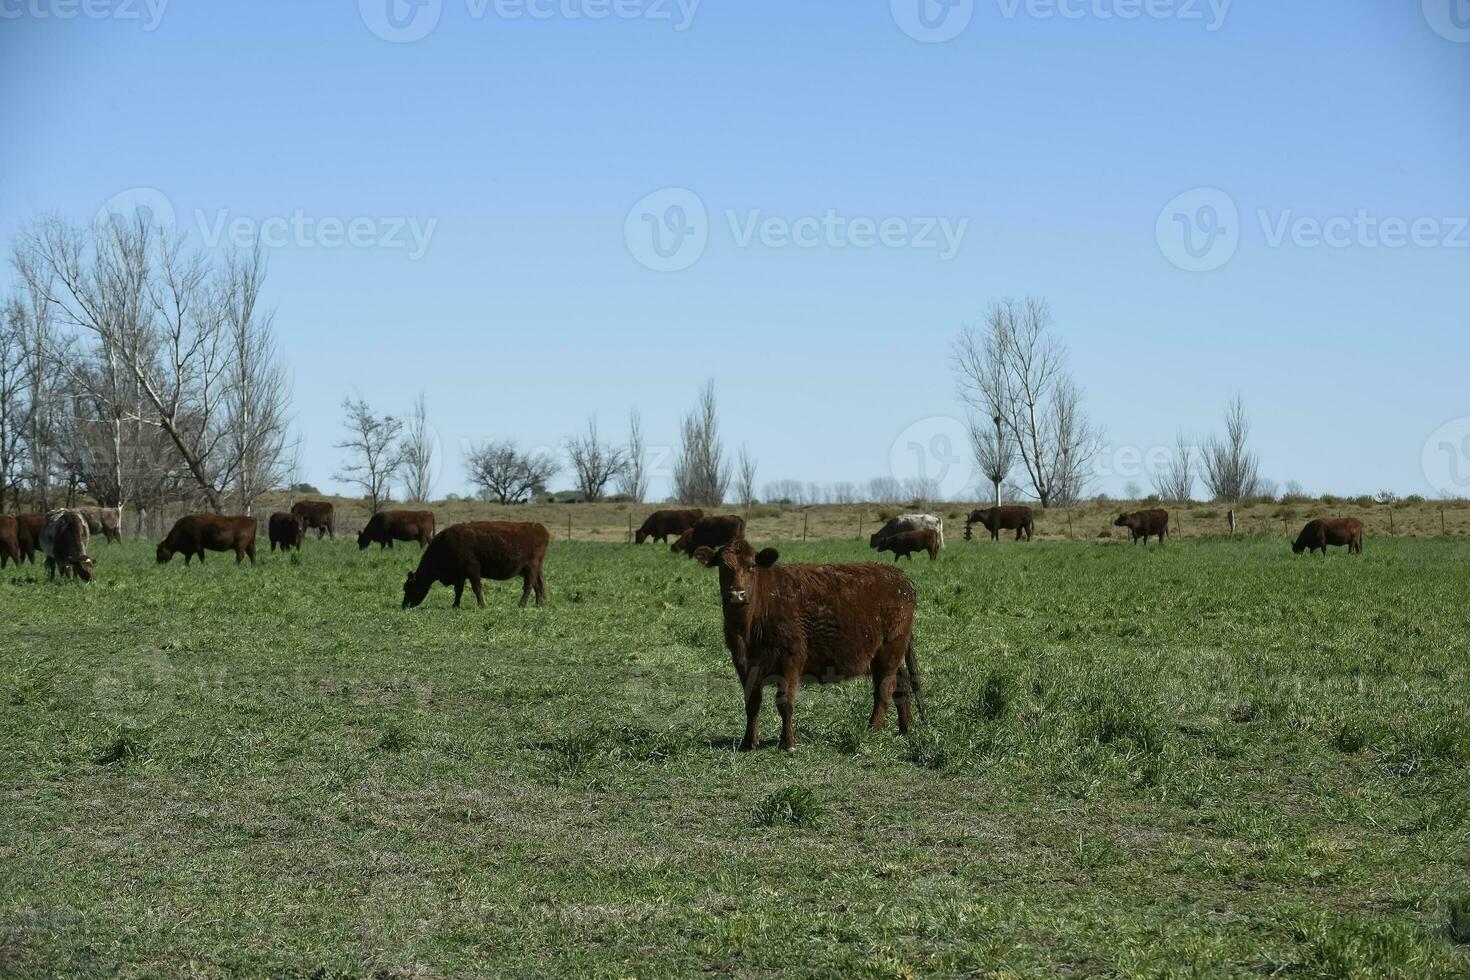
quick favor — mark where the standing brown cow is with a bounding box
[635,508,704,544]
[359,510,436,550]
[1115,509,1169,545]
[14,513,44,564]
[671,515,745,558]
[965,506,1034,542]
[875,527,940,562]
[0,515,19,568]
[291,500,335,539]
[157,515,258,565]
[268,512,306,552]
[1293,518,1364,556]
[76,506,123,543]
[402,522,549,609]
[694,538,922,753]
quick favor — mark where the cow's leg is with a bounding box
[776,665,801,751]
[470,572,486,608]
[869,670,896,733]
[519,568,533,607]
[247,541,256,566]
[452,579,465,607]
[739,675,763,751]
[533,565,546,607]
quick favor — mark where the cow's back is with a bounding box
[425,522,548,581]
[777,563,917,660]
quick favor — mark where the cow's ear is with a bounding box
[692,546,718,567]
[755,548,780,568]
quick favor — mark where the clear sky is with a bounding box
[2,0,1467,501]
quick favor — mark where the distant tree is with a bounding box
[332,396,403,513]
[969,413,1013,509]
[736,445,757,507]
[866,476,902,503]
[465,439,557,504]
[566,417,626,503]
[1152,431,1195,503]
[832,481,857,505]
[1201,396,1261,503]
[400,390,434,503]
[1123,481,1142,502]
[0,302,29,510]
[614,408,649,503]
[763,479,802,505]
[672,379,729,505]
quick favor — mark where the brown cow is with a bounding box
[694,538,922,752]
[157,515,258,565]
[1293,517,1364,556]
[14,513,43,564]
[76,506,123,543]
[0,515,19,568]
[635,508,704,544]
[268,512,306,553]
[402,522,549,609]
[671,515,745,558]
[1115,509,1169,545]
[965,506,1034,542]
[290,500,335,539]
[40,509,95,581]
[359,510,436,550]
[876,527,940,562]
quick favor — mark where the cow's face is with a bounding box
[357,529,372,550]
[867,532,882,549]
[156,542,173,564]
[1291,540,1306,555]
[635,530,648,545]
[1113,514,1133,529]
[695,539,779,609]
[74,557,96,582]
[402,570,431,608]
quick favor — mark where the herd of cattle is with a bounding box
[0,500,1368,751]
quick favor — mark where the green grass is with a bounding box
[2,535,1469,977]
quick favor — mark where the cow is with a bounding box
[402,522,549,609]
[635,508,704,545]
[694,538,922,753]
[965,506,1034,542]
[14,513,44,564]
[75,506,123,543]
[1115,509,1169,545]
[40,509,95,581]
[268,512,306,553]
[157,515,258,566]
[671,515,746,558]
[1293,517,1364,556]
[0,515,19,568]
[290,500,335,539]
[876,527,940,562]
[869,513,945,550]
[358,510,436,550]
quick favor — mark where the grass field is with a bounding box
[3,535,1469,977]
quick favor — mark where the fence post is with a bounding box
[1442,508,1447,537]
[1227,509,1235,535]
[1066,511,1073,540]
[1388,506,1395,537]
[802,510,809,543]
[627,513,633,543]
[567,513,572,542]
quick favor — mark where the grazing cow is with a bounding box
[358,510,436,550]
[965,506,1034,542]
[268,512,306,553]
[694,538,922,752]
[403,522,549,609]
[1293,518,1364,556]
[671,515,746,558]
[1115,509,1169,545]
[635,508,704,544]
[290,500,335,539]
[40,509,95,581]
[157,515,258,565]
[14,513,43,564]
[74,506,123,543]
[0,515,19,568]
[876,527,940,562]
[869,513,945,550]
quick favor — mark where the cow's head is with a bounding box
[671,530,692,554]
[635,529,649,545]
[1291,536,1308,555]
[402,569,431,608]
[357,527,373,550]
[73,556,96,582]
[156,542,174,564]
[867,531,884,549]
[293,516,307,544]
[694,538,780,610]
[1113,513,1134,529]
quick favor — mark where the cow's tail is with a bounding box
[903,637,926,722]
[937,518,945,549]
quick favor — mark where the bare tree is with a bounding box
[565,417,626,502]
[672,379,729,505]
[614,408,649,502]
[220,247,292,515]
[465,439,557,504]
[1152,430,1195,503]
[0,302,29,509]
[866,476,902,503]
[952,297,1102,508]
[968,412,1013,509]
[1201,396,1261,503]
[735,445,757,507]
[764,479,803,505]
[832,481,857,505]
[400,390,435,503]
[333,396,403,513]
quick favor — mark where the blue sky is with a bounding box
[2,0,1467,500]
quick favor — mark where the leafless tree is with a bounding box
[465,439,557,504]
[763,479,803,505]
[614,408,649,502]
[673,379,729,505]
[735,445,757,506]
[832,481,857,505]
[400,390,435,503]
[952,297,1102,508]
[866,476,902,503]
[566,417,626,502]
[968,412,1013,509]
[220,247,292,515]
[333,396,403,513]
[1152,430,1195,503]
[1201,396,1261,503]
[0,302,29,509]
